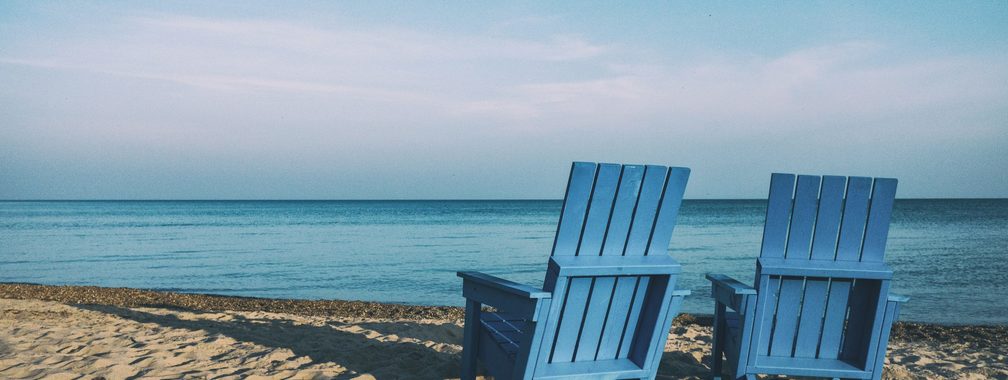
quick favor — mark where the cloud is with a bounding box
[1,9,1006,198]
[3,12,1005,136]
[130,14,609,62]
[448,41,1008,133]
[0,13,615,115]
[4,16,1005,139]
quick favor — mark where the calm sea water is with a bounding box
[1,200,1006,324]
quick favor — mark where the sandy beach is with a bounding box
[0,284,1005,379]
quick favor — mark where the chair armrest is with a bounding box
[706,273,756,311]
[458,271,551,320]
[457,271,551,298]
[548,255,682,277]
[706,273,756,295]
[888,294,909,303]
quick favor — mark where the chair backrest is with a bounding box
[758,173,897,264]
[540,162,689,366]
[751,173,898,367]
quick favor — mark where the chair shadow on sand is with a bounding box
[357,321,710,379]
[73,304,463,379]
[72,304,711,379]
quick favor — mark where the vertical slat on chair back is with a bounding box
[543,162,689,365]
[753,173,898,361]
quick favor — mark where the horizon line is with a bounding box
[2,197,1006,202]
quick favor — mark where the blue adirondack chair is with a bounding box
[457,162,692,380]
[707,173,908,380]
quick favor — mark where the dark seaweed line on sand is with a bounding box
[0,282,462,321]
[1,282,1005,352]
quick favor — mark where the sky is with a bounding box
[1,1,1006,199]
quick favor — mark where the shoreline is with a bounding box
[2,282,1007,379]
[3,282,1006,348]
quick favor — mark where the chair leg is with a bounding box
[871,299,902,380]
[461,300,481,380]
[711,302,726,379]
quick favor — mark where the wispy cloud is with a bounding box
[1,13,614,111]
[134,15,609,61]
[447,41,1007,132]
[3,13,1005,133]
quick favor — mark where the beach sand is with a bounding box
[0,284,1005,379]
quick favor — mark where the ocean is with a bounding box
[1,200,1005,324]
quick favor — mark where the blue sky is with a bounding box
[1,1,1006,199]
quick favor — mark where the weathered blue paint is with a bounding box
[458,162,691,380]
[708,173,908,380]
